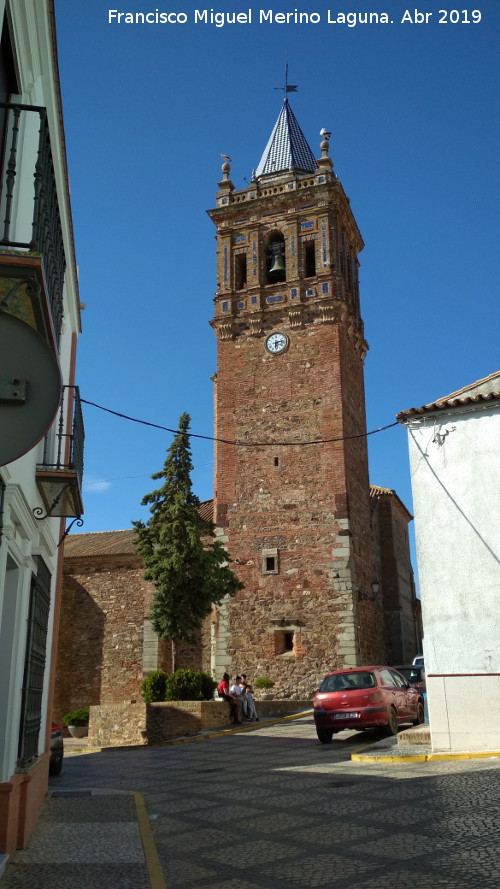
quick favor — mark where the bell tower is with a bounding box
[208,96,384,684]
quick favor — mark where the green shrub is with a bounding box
[254,677,274,689]
[62,708,89,726]
[165,669,217,701]
[140,670,169,703]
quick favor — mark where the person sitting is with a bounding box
[229,676,250,720]
[241,674,259,721]
[217,672,240,724]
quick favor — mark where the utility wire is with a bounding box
[80,397,399,447]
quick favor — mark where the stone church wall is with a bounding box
[54,557,149,724]
[370,490,421,666]
[55,545,206,722]
[55,487,420,719]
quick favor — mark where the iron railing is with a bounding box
[40,385,84,492]
[0,102,66,343]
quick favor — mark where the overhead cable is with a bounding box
[80,397,399,447]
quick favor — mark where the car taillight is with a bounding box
[369,691,383,704]
[51,722,61,732]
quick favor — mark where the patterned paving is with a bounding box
[2,717,500,888]
[1,792,149,889]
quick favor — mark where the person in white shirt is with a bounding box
[229,676,250,720]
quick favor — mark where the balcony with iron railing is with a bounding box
[0,102,65,349]
[35,386,84,520]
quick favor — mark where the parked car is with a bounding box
[412,654,424,667]
[394,665,426,694]
[49,722,64,776]
[313,666,424,743]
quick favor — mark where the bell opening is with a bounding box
[266,236,286,284]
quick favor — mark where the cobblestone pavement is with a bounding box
[7,715,500,888]
[1,790,150,889]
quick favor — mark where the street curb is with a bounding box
[134,792,166,889]
[64,746,102,757]
[151,709,314,746]
[64,710,314,755]
[351,749,500,763]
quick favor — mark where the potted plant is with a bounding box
[254,677,275,700]
[62,708,89,739]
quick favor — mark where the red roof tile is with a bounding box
[63,500,215,558]
[63,529,136,558]
[397,370,500,421]
[370,485,413,522]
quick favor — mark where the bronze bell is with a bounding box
[268,244,286,282]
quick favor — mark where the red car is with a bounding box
[313,666,424,743]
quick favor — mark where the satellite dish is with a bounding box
[0,312,62,466]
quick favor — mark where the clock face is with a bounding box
[265,332,288,354]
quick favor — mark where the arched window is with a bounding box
[234,252,247,290]
[304,240,316,277]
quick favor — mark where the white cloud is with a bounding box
[83,476,111,494]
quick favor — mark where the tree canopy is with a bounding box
[133,413,242,653]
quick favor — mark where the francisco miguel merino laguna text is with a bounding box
[109,9,399,26]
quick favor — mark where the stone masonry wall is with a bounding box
[55,552,206,724]
[54,557,150,723]
[88,699,312,747]
[371,494,419,666]
[337,322,384,664]
[212,316,376,689]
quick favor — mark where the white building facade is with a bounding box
[0,0,82,864]
[398,372,500,753]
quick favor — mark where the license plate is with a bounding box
[334,712,358,719]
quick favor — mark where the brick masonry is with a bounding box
[207,155,417,687]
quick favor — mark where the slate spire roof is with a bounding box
[255,98,317,178]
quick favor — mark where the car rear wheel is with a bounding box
[413,701,424,726]
[316,728,334,744]
[385,706,398,736]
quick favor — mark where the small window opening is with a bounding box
[284,632,294,652]
[235,253,247,290]
[274,457,279,467]
[262,548,279,575]
[304,241,316,277]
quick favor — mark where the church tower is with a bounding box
[208,97,385,686]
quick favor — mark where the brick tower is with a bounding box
[208,97,385,687]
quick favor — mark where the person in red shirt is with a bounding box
[217,672,241,724]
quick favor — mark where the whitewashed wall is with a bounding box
[0,0,80,786]
[406,404,500,752]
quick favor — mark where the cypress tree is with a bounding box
[133,413,242,669]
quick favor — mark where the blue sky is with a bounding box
[54,1,500,575]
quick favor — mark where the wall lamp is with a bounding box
[358,579,380,602]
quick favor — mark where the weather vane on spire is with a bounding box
[274,63,298,95]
